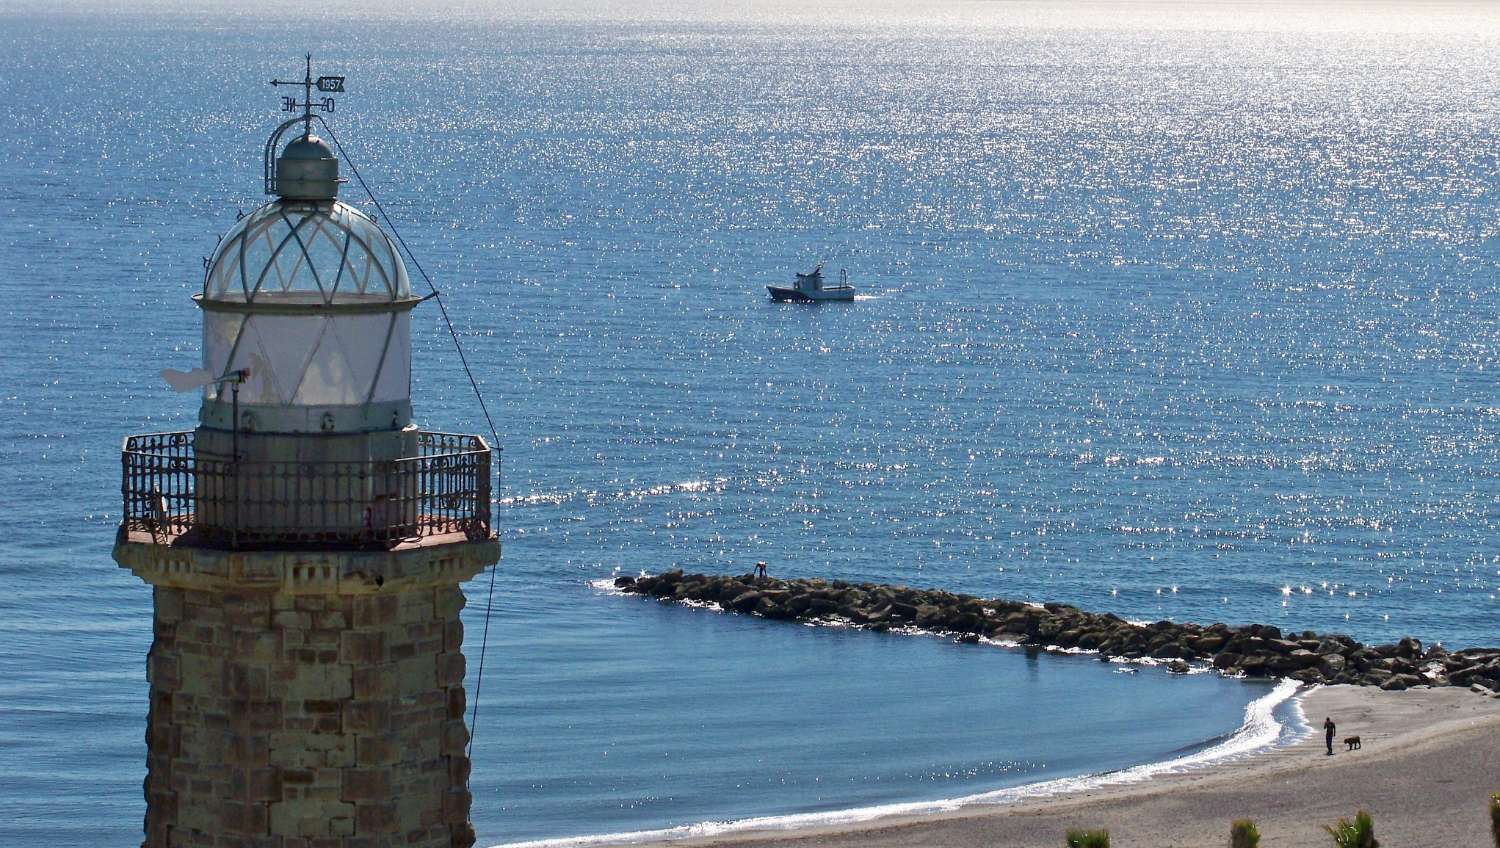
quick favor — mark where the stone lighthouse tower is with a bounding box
[114,62,499,848]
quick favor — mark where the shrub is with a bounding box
[1230,818,1261,848]
[1490,793,1499,848]
[1065,831,1110,848]
[1324,810,1378,848]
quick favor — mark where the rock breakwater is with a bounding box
[615,571,1500,694]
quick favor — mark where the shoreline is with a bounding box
[494,676,1306,848]
[499,686,1498,848]
[648,687,1500,848]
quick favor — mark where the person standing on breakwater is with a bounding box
[754,561,768,580]
[1324,717,1337,755]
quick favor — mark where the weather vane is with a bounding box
[262,55,348,194]
[270,54,345,137]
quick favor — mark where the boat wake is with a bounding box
[487,679,1305,848]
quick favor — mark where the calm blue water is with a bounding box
[2,3,1499,845]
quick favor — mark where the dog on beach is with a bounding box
[1343,735,1361,750]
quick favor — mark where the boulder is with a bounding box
[1264,653,1302,674]
[1316,638,1347,655]
[838,604,868,623]
[1167,660,1190,674]
[888,601,919,621]
[726,591,763,613]
[1239,655,1269,677]
[1192,634,1227,653]
[914,605,946,629]
[1290,668,1325,684]
[613,575,636,589]
[806,598,839,617]
[950,611,983,633]
[1153,642,1185,660]
[1288,649,1321,669]
[1381,673,1423,691]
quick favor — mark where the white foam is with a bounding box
[487,679,1305,848]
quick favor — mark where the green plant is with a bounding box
[1490,793,1499,848]
[1065,830,1110,848]
[1324,810,1378,848]
[1230,818,1261,848]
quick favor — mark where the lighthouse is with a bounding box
[114,61,499,848]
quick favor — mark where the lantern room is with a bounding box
[197,133,417,432]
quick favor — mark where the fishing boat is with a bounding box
[767,264,856,302]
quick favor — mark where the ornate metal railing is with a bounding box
[121,430,493,548]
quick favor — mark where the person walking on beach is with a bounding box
[1324,716,1336,755]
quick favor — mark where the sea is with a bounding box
[2,1,1498,845]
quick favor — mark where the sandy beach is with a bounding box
[647,686,1500,848]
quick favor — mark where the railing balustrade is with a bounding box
[121,430,493,548]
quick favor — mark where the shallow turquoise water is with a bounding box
[1,3,1497,845]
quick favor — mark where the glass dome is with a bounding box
[204,199,411,303]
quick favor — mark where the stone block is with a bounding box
[304,626,341,648]
[446,756,470,785]
[286,663,351,701]
[356,735,398,767]
[234,630,283,663]
[397,657,436,694]
[340,631,386,666]
[352,664,397,699]
[400,592,436,624]
[342,768,392,801]
[228,734,270,767]
[222,663,269,700]
[443,621,464,651]
[273,611,312,630]
[440,720,468,756]
[219,801,268,834]
[353,595,398,628]
[435,587,465,618]
[156,587,185,623]
[343,700,392,734]
[294,596,329,613]
[442,788,471,824]
[146,719,180,757]
[355,801,397,833]
[389,639,417,662]
[149,652,182,691]
[320,737,355,769]
[437,653,465,687]
[400,729,440,763]
[224,593,271,627]
[248,767,282,802]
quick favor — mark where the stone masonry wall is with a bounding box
[143,584,474,848]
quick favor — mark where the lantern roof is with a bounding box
[202,199,412,305]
